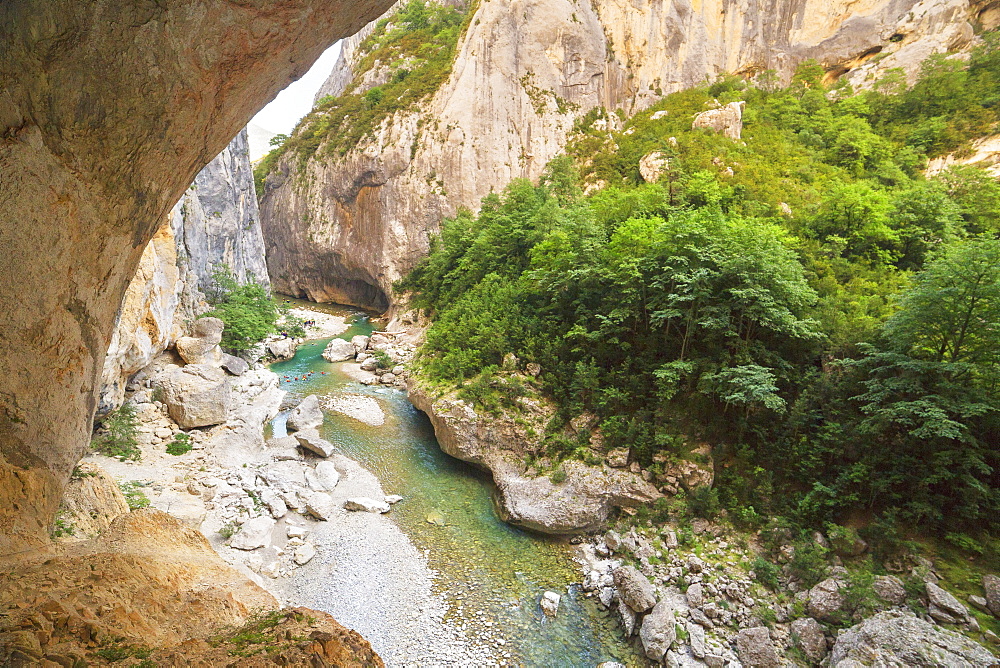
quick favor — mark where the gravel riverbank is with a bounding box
[269,454,498,665]
[90,354,496,665]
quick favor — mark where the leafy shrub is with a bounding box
[843,568,878,619]
[70,466,98,480]
[549,466,568,484]
[787,538,830,588]
[203,265,279,350]
[219,522,238,540]
[119,481,151,510]
[93,403,141,461]
[752,556,782,590]
[165,433,193,456]
[279,309,307,338]
[93,645,152,662]
[687,486,721,519]
[372,349,393,369]
[51,514,76,538]
[944,532,984,555]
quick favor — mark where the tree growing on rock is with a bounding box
[203,264,280,351]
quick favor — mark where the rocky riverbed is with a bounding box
[77,310,505,666]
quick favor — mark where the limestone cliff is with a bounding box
[174,127,270,293]
[260,0,993,310]
[99,128,270,415]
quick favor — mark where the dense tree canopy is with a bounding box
[402,39,1000,537]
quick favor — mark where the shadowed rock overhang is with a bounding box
[0,0,394,552]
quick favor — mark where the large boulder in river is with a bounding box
[351,335,370,353]
[294,429,336,457]
[829,611,997,666]
[286,394,323,432]
[322,338,356,362]
[493,459,661,534]
[156,364,231,428]
[175,317,224,366]
[267,338,297,360]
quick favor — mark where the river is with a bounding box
[268,302,644,667]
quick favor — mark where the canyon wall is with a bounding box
[0,0,394,551]
[259,0,990,311]
[99,128,270,415]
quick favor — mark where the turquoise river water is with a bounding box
[269,301,644,667]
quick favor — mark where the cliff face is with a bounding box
[260,0,989,310]
[174,128,270,293]
[99,128,269,415]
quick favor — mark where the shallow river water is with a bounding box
[269,303,644,667]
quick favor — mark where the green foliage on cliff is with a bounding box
[253,0,471,198]
[203,265,280,351]
[403,43,1000,536]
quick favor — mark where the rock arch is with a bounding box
[0,0,393,550]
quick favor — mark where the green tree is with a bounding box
[936,165,1000,235]
[884,239,1000,370]
[889,180,962,269]
[93,403,141,461]
[811,181,896,263]
[844,240,1000,529]
[204,265,280,350]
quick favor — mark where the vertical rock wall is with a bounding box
[174,128,271,293]
[260,0,986,311]
[100,128,270,415]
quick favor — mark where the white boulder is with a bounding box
[322,338,356,362]
[344,497,390,513]
[230,516,276,550]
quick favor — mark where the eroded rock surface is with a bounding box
[0,0,393,550]
[54,462,130,539]
[99,128,273,416]
[829,611,997,666]
[408,378,660,534]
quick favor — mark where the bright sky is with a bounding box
[250,41,343,136]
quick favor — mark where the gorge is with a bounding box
[3,0,1000,665]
